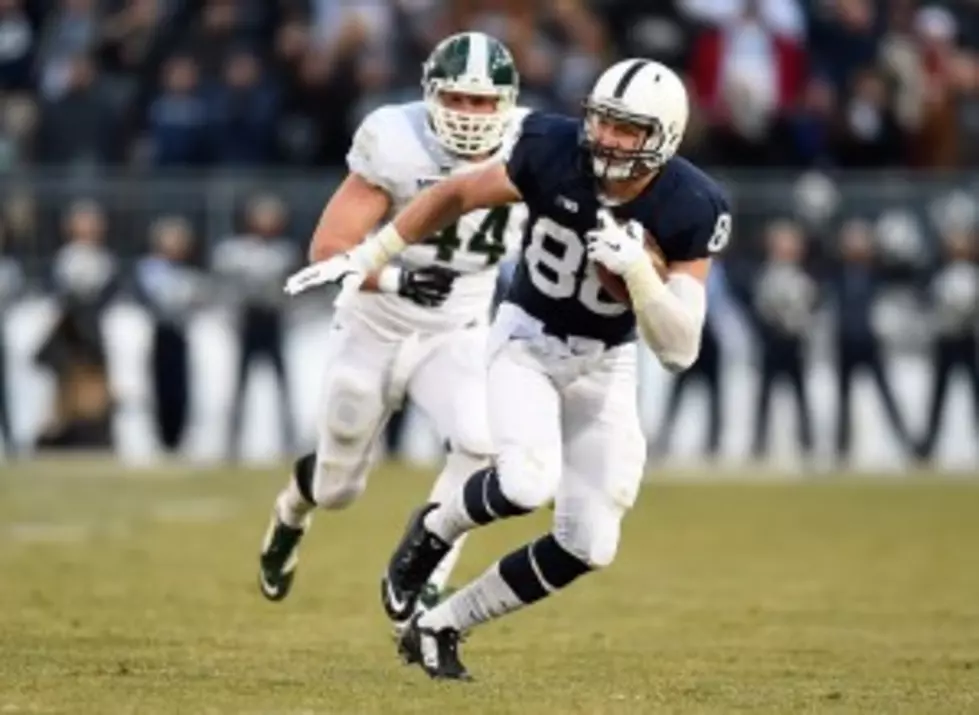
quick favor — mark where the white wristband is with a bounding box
[377,266,402,294]
[351,223,408,274]
[622,255,668,306]
[375,223,407,257]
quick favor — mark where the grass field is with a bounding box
[1,460,977,714]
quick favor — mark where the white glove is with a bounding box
[283,252,366,297]
[284,224,407,301]
[585,209,646,276]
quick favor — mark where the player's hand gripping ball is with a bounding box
[587,209,668,304]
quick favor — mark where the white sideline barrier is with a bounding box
[2,298,977,472]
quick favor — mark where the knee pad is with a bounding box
[552,493,625,569]
[322,369,383,444]
[495,444,562,511]
[310,454,369,509]
[447,416,494,461]
[312,369,384,509]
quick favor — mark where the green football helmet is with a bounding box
[422,32,519,157]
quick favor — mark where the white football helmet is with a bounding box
[582,59,689,180]
[422,32,519,157]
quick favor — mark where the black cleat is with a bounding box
[392,583,459,638]
[381,504,451,622]
[397,614,471,681]
[258,511,308,602]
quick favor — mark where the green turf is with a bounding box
[0,461,977,714]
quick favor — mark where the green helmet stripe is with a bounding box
[423,32,517,89]
[488,42,516,87]
[426,34,469,81]
[465,32,489,78]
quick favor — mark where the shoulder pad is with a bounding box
[518,111,578,140]
[505,111,580,200]
[346,104,407,193]
[508,105,533,124]
[674,180,732,259]
[638,159,733,262]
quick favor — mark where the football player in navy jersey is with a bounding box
[286,59,732,680]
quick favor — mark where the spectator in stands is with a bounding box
[684,0,806,39]
[0,220,23,456]
[836,66,904,167]
[809,0,880,93]
[148,54,209,166]
[277,19,363,165]
[749,220,818,462]
[310,0,395,92]
[211,194,298,460]
[35,199,118,451]
[272,14,322,164]
[0,0,34,91]
[544,0,609,111]
[831,219,912,464]
[654,264,730,460]
[35,53,120,167]
[134,216,208,454]
[1,192,34,264]
[209,49,279,165]
[36,0,98,100]
[904,6,969,168]
[689,0,807,166]
[50,199,118,331]
[186,0,248,79]
[0,91,36,171]
[954,50,979,166]
[598,0,693,70]
[918,223,979,459]
[98,0,160,79]
[775,74,837,167]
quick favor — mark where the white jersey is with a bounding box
[343,100,528,337]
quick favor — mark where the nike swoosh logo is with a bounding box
[384,577,408,614]
[259,573,281,596]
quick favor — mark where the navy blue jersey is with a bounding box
[503,111,731,346]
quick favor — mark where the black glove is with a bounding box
[397,265,458,307]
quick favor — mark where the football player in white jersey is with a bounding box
[258,32,527,609]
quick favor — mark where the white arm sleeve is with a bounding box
[622,259,707,372]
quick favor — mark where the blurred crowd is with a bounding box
[0,0,978,172]
[0,0,977,465]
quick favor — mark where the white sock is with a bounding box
[427,534,467,592]
[419,563,525,633]
[423,451,487,556]
[275,479,314,528]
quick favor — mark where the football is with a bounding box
[595,231,668,304]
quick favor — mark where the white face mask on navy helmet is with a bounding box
[581,59,689,181]
[422,32,519,157]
